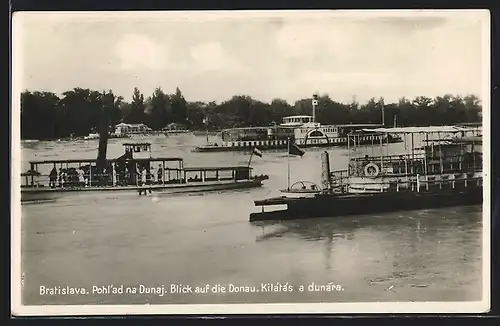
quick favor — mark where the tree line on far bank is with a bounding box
[20,86,482,140]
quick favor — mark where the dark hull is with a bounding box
[151,178,267,196]
[21,191,63,203]
[249,186,483,221]
[21,177,268,203]
[194,138,403,152]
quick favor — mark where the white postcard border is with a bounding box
[10,9,492,316]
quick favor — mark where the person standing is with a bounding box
[112,164,117,186]
[142,167,147,185]
[78,167,85,187]
[58,168,63,187]
[49,167,58,188]
[157,164,163,184]
[135,164,142,186]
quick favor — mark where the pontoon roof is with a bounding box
[283,115,313,119]
[171,166,252,172]
[360,125,480,134]
[137,157,184,162]
[122,142,152,146]
[28,157,184,165]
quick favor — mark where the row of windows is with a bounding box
[295,129,385,141]
[307,139,324,144]
[298,138,338,144]
[354,136,382,142]
[284,118,312,123]
[300,136,380,144]
[225,135,383,147]
[299,128,338,134]
[229,140,289,147]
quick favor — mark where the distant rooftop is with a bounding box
[28,157,184,165]
[222,127,272,131]
[282,115,313,119]
[116,122,149,127]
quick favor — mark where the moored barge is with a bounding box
[250,126,483,221]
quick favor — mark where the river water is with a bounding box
[19,134,484,306]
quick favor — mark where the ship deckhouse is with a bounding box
[292,122,384,147]
[280,115,319,128]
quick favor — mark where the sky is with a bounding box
[13,10,489,105]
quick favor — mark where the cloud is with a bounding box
[114,34,169,71]
[301,70,394,84]
[17,11,486,104]
[189,41,248,73]
[274,18,391,61]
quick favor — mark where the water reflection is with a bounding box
[253,206,481,243]
[252,206,482,293]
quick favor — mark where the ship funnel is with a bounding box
[321,151,331,193]
[312,93,319,123]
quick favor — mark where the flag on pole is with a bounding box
[288,141,305,157]
[252,147,263,157]
[248,147,262,167]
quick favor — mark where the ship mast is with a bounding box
[379,97,385,126]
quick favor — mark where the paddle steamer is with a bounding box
[194,94,402,152]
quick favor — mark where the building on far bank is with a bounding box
[162,122,188,133]
[115,123,153,135]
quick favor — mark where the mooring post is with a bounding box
[321,151,331,193]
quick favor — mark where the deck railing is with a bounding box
[21,169,245,189]
[350,153,426,164]
[326,172,482,194]
[347,176,483,193]
[21,172,180,189]
[330,170,349,184]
